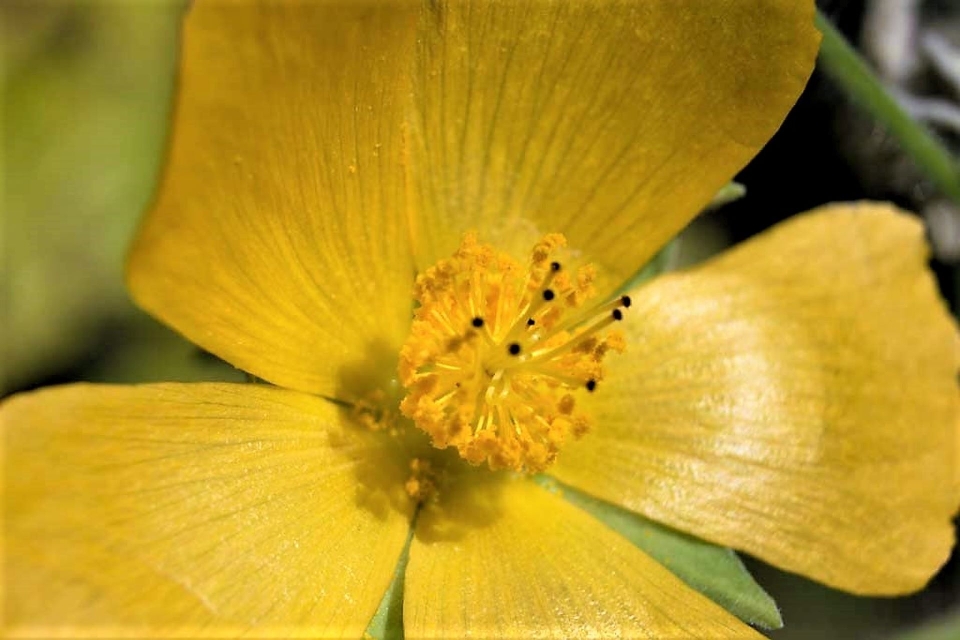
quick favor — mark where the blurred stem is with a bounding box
[815,9,960,204]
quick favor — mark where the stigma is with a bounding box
[399,233,627,473]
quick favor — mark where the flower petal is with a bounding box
[407,0,820,285]
[543,477,783,629]
[3,383,413,636]
[552,203,960,595]
[404,476,763,638]
[127,1,418,398]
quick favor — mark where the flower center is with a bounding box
[399,233,628,473]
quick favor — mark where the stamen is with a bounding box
[398,232,628,473]
[405,458,439,503]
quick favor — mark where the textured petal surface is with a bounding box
[3,383,413,637]
[407,0,820,284]
[404,476,763,638]
[552,203,960,595]
[127,1,418,399]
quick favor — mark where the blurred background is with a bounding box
[2,0,959,637]
[2,0,245,392]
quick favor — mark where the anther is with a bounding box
[620,295,632,308]
[398,232,626,474]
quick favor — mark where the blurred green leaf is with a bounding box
[891,610,960,640]
[85,315,246,385]
[3,1,185,390]
[706,181,746,210]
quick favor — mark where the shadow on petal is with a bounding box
[414,469,509,544]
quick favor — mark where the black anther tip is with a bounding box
[550,261,561,272]
[508,342,522,356]
[471,317,484,328]
[526,318,536,326]
[542,289,556,301]
[586,379,597,392]
[612,309,623,321]
[620,295,632,308]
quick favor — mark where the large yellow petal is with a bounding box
[127,1,418,399]
[404,476,763,638]
[552,203,960,595]
[407,0,820,283]
[3,383,413,637]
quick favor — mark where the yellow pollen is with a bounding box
[399,233,627,473]
[405,457,440,503]
[352,389,401,435]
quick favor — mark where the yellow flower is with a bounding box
[4,0,959,638]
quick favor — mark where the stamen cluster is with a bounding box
[399,233,628,472]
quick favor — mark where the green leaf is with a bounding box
[536,476,783,630]
[364,525,415,640]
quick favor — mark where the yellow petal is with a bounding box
[553,203,960,595]
[3,383,413,637]
[407,0,820,285]
[404,475,763,638]
[127,1,418,399]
